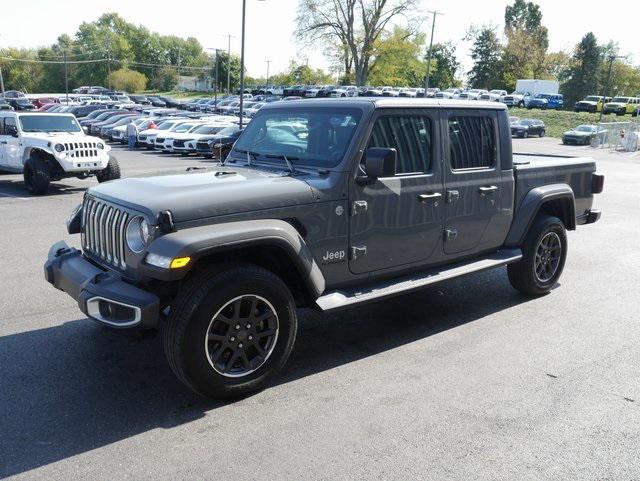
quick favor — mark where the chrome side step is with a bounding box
[315,249,522,311]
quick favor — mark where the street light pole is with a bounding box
[64,50,69,104]
[265,59,271,90]
[239,0,265,129]
[598,55,626,125]
[423,10,442,94]
[239,0,247,128]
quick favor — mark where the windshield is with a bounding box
[611,97,629,103]
[192,124,228,135]
[575,125,594,132]
[19,115,81,133]
[584,96,600,102]
[520,120,534,126]
[172,123,199,133]
[232,108,361,168]
[156,121,179,130]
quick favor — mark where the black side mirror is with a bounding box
[6,125,18,137]
[363,147,396,179]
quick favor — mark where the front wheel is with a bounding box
[96,156,121,183]
[163,265,298,399]
[508,215,567,296]
[23,155,51,195]
[539,130,545,137]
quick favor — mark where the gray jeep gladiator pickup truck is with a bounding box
[44,98,603,399]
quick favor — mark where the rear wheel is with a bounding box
[163,265,297,399]
[23,154,51,195]
[508,215,567,296]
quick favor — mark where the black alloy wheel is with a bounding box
[205,295,279,378]
[533,232,562,283]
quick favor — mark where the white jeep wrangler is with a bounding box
[0,111,120,195]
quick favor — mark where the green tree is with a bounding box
[368,27,426,87]
[429,42,461,89]
[108,68,147,92]
[467,27,502,89]
[561,33,602,105]
[501,0,549,87]
[150,66,178,91]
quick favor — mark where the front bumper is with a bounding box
[44,241,160,329]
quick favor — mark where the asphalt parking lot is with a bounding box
[1,140,639,480]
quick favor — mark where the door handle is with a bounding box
[418,192,442,204]
[479,185,498,195]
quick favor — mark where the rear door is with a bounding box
[443,110,507,255]
[349,109,444,274]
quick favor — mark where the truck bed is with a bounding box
[513,153,597,219]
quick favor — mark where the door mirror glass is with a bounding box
[364,147,396,178]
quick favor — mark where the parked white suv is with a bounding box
[0,112,119,194]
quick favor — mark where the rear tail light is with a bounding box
[592,173,604,194]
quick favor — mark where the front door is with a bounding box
[349,110,444,274]
[2,117,22,170]
[443,111,506,255]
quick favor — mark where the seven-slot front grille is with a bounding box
[64,141,99,158]
[81,197,130,269]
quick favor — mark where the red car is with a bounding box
[37,103,60,112]
[32,97,60,109]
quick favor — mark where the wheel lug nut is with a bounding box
[238,343,243,348]
[235,324,240,330]
[248,335,253,341]
[230,336,235,342]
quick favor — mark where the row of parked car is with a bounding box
[60,102,247,159]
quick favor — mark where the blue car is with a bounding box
[527,93,564,110]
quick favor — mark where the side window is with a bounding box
[448,116,496,170]
[367,116,431,174]
[4,117,17,136]
[0,118,4,135]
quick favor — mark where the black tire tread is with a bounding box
[508,215,566,296]
[163,264,295,398]
[23,154,51,195]
[96,156,121,183]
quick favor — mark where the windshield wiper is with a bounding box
[265,153,298,174]
[230,148,258,166]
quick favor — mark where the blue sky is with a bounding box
[1,0,638,78]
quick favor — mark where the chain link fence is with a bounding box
[593,120,640,151]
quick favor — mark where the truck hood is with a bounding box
[21,132,105,146]
[88,167,315,223]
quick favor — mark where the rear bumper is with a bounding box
[577,209,601,225]
[44,241,160,329]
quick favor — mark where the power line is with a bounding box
[0,56,108,64]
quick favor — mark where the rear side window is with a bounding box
[2,117,17,135]
[368,116,432,174]
[448,116,496,170]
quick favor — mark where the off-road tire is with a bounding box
[508,215,567,296]
[96,156,121,183]
[163,264,298,399]
[23,154,51,195]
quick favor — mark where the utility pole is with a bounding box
[214,49,221,103]
[226,34,234,94]
[423,10,443,94]
[239,0,247,127]
[598,55,626,125]
[0,63,5,95]
[64,50,69,104]
[107,41,112,90]
[265,59,271,90]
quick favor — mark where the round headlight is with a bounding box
[126,216,150,253]
[54,143,64,153]
[97,143,104,150]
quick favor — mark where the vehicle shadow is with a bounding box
[0,268,531,478]
[0,178,87,197]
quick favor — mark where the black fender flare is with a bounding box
[141,219,326,298]
[504,184,576,247]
